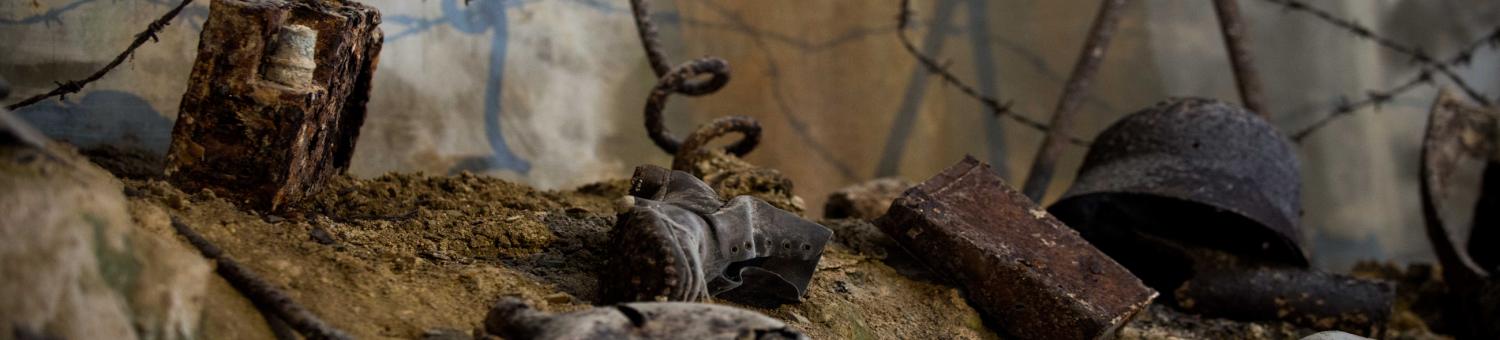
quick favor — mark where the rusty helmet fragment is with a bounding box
[1049,98,1308,288]
[599,165,832,306]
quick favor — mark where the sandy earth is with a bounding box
[114,167,996,339]
[63,148,1448,339]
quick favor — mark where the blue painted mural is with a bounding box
[388,0,535,174]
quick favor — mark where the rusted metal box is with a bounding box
[165,0,382,211]
[875,156,1156,339]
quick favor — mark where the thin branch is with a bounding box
[1256,0,1496,106]
[1020,0,1127,201]
[6,0,195,111]
[895,0,1090,146]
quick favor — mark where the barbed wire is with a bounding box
[1278,5,1500,141]
[896,0,1091,146]
[1255,0,1497,107]
[631,0,763,157]
[5,0,194,111]
[1289,69,1432,142]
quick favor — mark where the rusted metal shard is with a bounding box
[1420,89,1496,285]
[485,297,808,340]
[600,165,831,306]
[1049,98,1308,279]
[1174,268,1394,337]
[1470,163,1500,274]
[874,156,1156,340]
[1419,90,1500,339]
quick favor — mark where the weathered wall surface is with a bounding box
[3,0,1499,271]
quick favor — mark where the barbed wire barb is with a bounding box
[6,0,195,111]
[1255,0,1495,106]
[895,0,1091,146]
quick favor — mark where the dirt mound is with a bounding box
[116,168,997,339]
[74,147,1447,339]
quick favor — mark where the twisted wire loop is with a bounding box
[631,0,760,157]
[671,115,763,170]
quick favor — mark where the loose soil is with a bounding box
[82,148,1450,339]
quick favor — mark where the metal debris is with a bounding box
[1048,98,1398,337]
[1419,89,1496,283]
[484,297,807,340]
[599,165,831,306]
[164,0,382,212]
[1050,98,1308,269]
[629,0,802,213]
[1175,268,1394,337]
[1418,89,1500,339]
[630,0,756,156]
[671,118,803,214]
[875,156,1156,340]
[1470,161,1500,274]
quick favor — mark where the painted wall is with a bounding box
[3,0,1498,271]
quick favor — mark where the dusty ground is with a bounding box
[81,148,1452,339]
[105,147,995,339]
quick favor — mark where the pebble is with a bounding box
[1301,331,1371,340]
[543,292,574,304]
[790,311,811,324]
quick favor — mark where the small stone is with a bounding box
[1301,331,1370,340]
[824,178,913,220]
[421,328,473,340]
[309,226,336,245]
[790,311,810,324]
[543,292,573,304]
